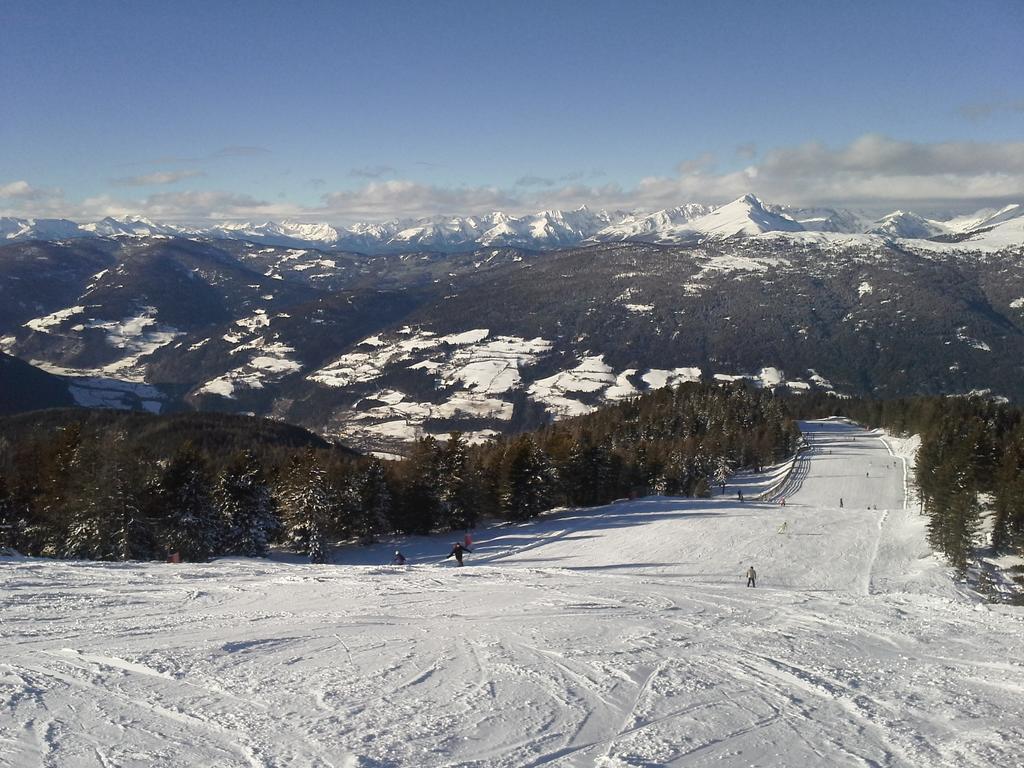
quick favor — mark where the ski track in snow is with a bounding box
[2,420,1024,767]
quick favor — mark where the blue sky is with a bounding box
[2,0,1022,223]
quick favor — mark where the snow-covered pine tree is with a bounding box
[110,469,149,562]
[991,427,1024,553]
[278,450,333,563]
[158,443,222,562]
[440,432,484,530]
[61,494,104,559]
[216,450,279,557]
[60,434,113,560]
[104,431,154,561]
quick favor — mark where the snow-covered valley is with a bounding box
[2,420,1023,767]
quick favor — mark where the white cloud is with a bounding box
[526,134,1024,213]
[313,135,1024,222]
[320,180,518,220]
[3,135,1023,225]
[0,180,48,200]
[142,190,272,217]
[0,180,70,217]
[77,190,278,222]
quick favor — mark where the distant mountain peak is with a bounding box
[867,210,946,239]
[2,195,1022,251]
[682,195,803,238]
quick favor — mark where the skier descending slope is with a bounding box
[446,542,472,566]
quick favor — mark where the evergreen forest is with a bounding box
[0,383,796,563]
[2,385,1021,573]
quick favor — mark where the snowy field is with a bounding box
[2,420,1023,767]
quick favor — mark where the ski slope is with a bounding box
[2,420,1023,767]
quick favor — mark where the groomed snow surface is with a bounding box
[2,420,1023,767]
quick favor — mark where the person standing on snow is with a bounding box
[446,542,472,566]
[392,550,407,565]
[839,498,844,508]
[746,565,757,588]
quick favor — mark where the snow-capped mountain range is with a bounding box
[2,194,1023,252]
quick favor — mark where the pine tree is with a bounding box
[60,434,119,560]
[109,466,151,561]
[438,432,484,530]
[104,431,154,561]
[991,429,1024,553]
[504,436,553,521]
[37,422,89,555]
[358,458,393,538]
[67,446,152,562]
[158,443,221,562]
[217,451,279,557]
[394,437,442,534]
[278,451,333,563]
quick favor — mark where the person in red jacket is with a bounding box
[446,542,472,566]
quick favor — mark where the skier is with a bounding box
[780,497,786,507]
[446,542,472,566]
[392,550,407,566]
[746,565,757,588]
[839,497,844,509]
[737,489,744,502]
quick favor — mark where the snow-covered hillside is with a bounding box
[2,420,1022,767]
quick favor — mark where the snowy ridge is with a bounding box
[4,196,1023,252]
